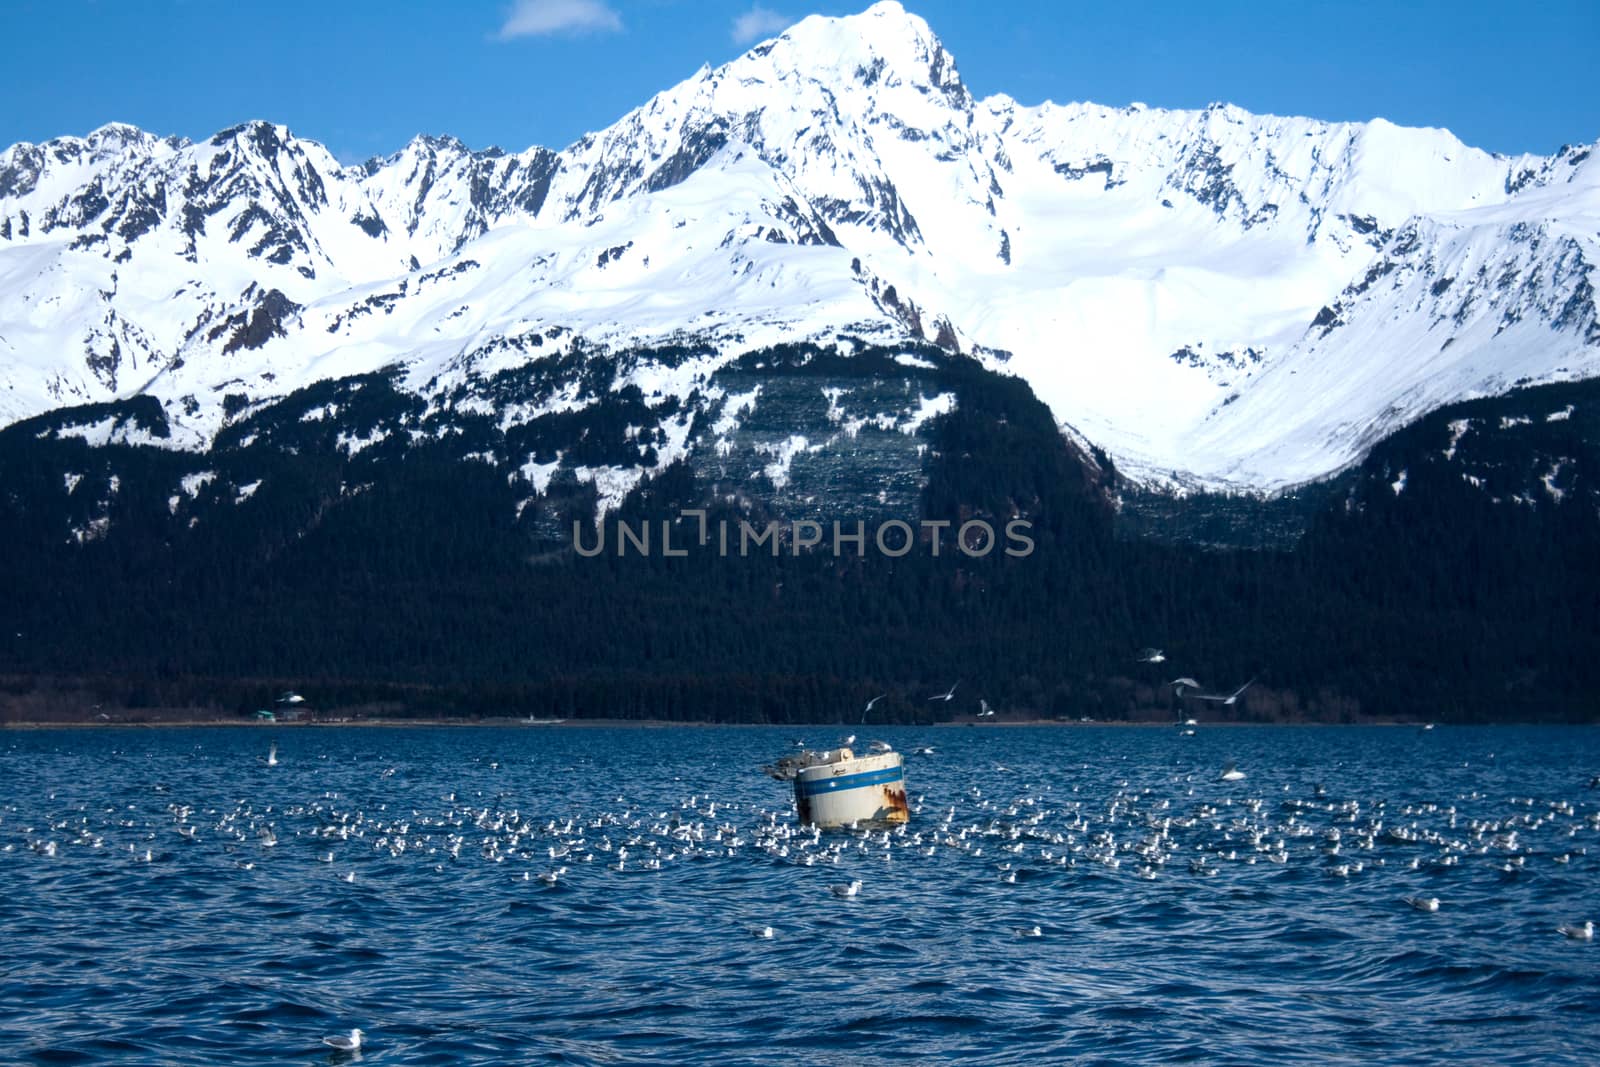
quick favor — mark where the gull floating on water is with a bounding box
[1014,925,1042,937]
[1558,920,1594,941]
[1404,896,1441,912]
[748,924,775,939]
[831,880,862,898]
[323,1028,363,1051]
[1218,762,1246,782]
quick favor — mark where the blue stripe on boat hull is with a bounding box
[794,766,905,799]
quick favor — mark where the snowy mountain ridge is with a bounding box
[1,0,1597,493]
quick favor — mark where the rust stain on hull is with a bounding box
[880,784,910,824]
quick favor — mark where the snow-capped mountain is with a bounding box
[1,0,1596,494]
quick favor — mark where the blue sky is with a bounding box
[2,0,1595,162]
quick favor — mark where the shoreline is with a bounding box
[0,717,1543,730]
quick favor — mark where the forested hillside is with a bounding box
[2,348,1596,724]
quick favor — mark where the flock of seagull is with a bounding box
[8,744,1595,908]
[1137,647,1257,712]
[889,651,1255,730]
[5,726,1597,1054]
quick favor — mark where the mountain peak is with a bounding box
[755,2,966,105]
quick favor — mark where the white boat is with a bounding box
[775,747,909,829]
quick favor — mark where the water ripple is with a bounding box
[2,724,1598,1064]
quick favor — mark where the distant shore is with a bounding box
[0,715,1481,729]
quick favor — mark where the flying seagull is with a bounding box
[977,699,996,718]
[862,693,885,722]
[1135,648,1166,663]
[928,681,960,702]
[1167,677,1202,698]
[1190,677,1257,705]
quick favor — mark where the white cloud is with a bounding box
[498,0,623,39]
[731,5,792,45]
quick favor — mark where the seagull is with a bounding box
[1218,762,1246,782]
[322,1028,363,1051]
[1014,925,1042,937]
[748,924,775,939]
[862,694,885,721]
[277,691,305,705]
[1135,648,1166,664]
[1167,677,1202,698]
[839,734,856,748]
[831,880,862,898]
[1558,920,1594,941]
[265,742,278,768]
[1404,896,1440,912]
[928,681,960,702]
[867,740,892,754]
[1190,677,1257,705]
[977,699,996,718]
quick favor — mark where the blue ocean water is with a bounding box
[2,724,1598,1065]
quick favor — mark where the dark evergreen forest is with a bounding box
[1,345,1596,724]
